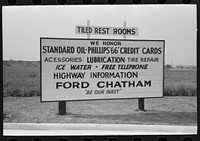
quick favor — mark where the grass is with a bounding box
[3,60,197,97]
[3,96,197,125]
[164,69,196,96]
[3,60,40,97]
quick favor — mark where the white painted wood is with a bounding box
[41,38,164,101]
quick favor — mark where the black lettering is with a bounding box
[56,82,63,89]
[77,27,81,33]
[97,81,105,88]
[73,82,79,88]
[43,46,47,53]
[82,82,89,88]
[63,82,71,89]
[131,29,136,35]
[145,80,151,87]
[90,41,96,45]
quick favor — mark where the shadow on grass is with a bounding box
[65,110,197,125]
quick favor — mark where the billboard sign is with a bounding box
[41,38,164,102]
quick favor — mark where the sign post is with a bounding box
[58,101,66,115]
[122,21,145,111]
[138,98,145,111]
[58,20,92,115]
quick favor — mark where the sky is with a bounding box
[3,5,197,65]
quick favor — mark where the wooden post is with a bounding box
[123,21,146,112]
[58,101,66,115]
[123,21,145,111]
[138,98,145,111]
[123,21,126,39]
[58,20,91,115]
[87,20,90,38]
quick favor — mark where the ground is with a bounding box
[3,96,197,125]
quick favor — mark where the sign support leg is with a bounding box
[138,98,145,111]
[58,101,66,115]
[123,21,146,112]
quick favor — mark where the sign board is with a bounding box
[75,25,138,36]
[40,38,164,102]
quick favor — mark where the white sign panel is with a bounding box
[41,38,164,102]
[75,25,138,36]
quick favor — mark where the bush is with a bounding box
[29,90,40,97]
[164,86,173,96]
[164,83,197,96]
[165,64,172,68]
[9,88,21,97]
[3,85,40,97]
[3,61,11,67]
